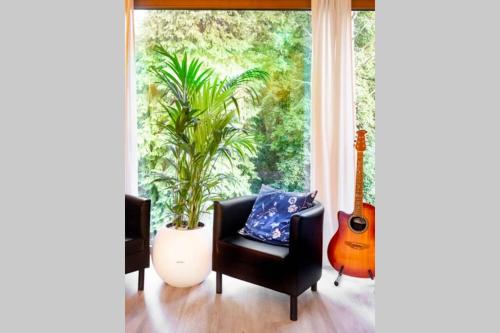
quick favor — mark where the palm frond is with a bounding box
[224,68,269,91]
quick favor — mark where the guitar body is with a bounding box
[327,202,375,278]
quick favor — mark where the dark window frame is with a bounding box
[134,0,375,11]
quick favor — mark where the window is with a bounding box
[135,10,312,231]
[134,7,375,232]
[353,11,376,204]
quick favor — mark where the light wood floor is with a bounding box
[125,265,375,333]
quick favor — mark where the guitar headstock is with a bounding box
[355,130,367,151]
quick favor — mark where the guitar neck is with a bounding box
[354,150,364,216]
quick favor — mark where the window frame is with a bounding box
[134,0,375,11]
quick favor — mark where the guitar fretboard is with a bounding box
[354,150,364,217]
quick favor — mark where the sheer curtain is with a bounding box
[125,0,138,195]
[311,0,356,261]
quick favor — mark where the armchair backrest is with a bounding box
[125,194,151,240]
[213,195,257,241]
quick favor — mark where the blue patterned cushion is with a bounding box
[238,185,317,246]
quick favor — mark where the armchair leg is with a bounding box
[138,269,145,291]
[216,272,222,294]
[290,295,298,321]
[311,282,317,292]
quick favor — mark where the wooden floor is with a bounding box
[125,265,375,333]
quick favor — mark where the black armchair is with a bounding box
[212,195,324,321]
[125,194,151,291]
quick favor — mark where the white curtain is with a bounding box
[311,0,356,261]
[125,0,138,195]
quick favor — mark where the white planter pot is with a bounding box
[152,222,212,288]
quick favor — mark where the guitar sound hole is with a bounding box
[349,216,367,232]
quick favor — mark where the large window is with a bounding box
[134,9,375,232]
[135,10,312,231]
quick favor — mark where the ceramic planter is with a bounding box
[152,222,211,288]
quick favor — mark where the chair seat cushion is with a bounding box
[125,237,145,255]
[219,235,289,263]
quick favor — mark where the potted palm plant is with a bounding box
[148,45,268,287]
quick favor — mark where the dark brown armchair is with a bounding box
[125,194,151,291]
[212,195,324,321]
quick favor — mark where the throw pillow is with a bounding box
[238,185,317,246]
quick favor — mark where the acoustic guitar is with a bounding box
[327,130,375,286]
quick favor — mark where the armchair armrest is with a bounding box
[125,194,151,243]
[213,195,257,241]
[289,201,324,266]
